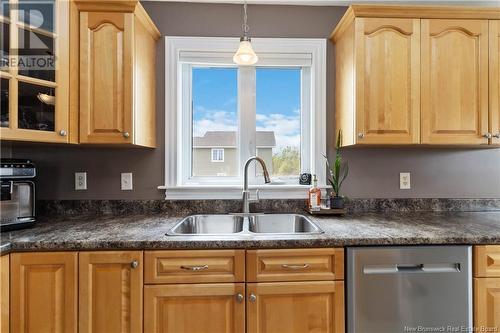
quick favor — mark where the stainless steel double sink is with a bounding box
[167,214,323,236]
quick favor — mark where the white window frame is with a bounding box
[160,37,327,200]
[211,148,225,163]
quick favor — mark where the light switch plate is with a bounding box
[75,172,87,190]
[121,173,133,191]
[400,172,411,190]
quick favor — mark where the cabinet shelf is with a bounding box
[17,74,57,87]
[16,21,57,39]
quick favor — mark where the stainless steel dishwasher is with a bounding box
[347,246,472,333]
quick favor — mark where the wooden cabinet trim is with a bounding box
[145,250,246,284]
[490,20,500,145]
[246,248,344,282]
[331,5,500,40]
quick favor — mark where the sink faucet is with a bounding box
[242,156,271,214]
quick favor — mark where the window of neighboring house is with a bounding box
[163,37,326,199]
[211,148,225,162]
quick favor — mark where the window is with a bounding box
[163,37,326,199]
[211,148,225,163]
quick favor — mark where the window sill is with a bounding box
[157,184,323,200]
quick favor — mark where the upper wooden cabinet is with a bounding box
[1,0,159,146]
[491,20,500,145]
[421,19,489,145]
[331,5,500,147]
[75,0,160,147]
[10,252,78,333]
[0,0,70,143]
[354,18,420,144]
[79,251,143,333]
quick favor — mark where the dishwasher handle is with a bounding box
[397,264,424,272]
[363,263,461,275]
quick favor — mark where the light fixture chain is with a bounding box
[242,0,249,35]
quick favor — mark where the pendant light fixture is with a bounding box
[233,0,258,65]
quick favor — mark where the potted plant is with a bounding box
[324,130,349,209]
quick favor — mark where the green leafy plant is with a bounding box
[323,130,349,198]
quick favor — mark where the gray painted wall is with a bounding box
[2,1,499,199]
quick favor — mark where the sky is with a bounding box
[192,67,301,152]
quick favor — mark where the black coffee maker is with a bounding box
[0,159,36,231]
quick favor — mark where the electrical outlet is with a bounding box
[121,173,133,191]
[75,172,87,190]
[400,172,411,190]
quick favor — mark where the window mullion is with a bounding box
[238,66,256,183]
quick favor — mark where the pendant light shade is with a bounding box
[233,1,258,65]
[233,38,258,65]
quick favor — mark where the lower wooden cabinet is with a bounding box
[0,255,9,333]
[475,245,500,330]
[79,251,143,333]
[10,252,78,333]
[144,283,246,333]
[6,248,346,333]
[474,278,500,329]
[247,281,344,333]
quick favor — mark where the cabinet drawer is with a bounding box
[145,250,245,284]
[474,246,500,277]
[247,248,344,282]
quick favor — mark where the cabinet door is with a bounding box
[79,251,143,333]
[0,0,70,143]
[11,252,77,333]
[0,255,9,333]
[144,283,245,333]
[79,11,133,144]
[355,18,420,144]
[421,19,489,144]
[475,278,500,329]
[247,281,344,333]
[490,20,500,145]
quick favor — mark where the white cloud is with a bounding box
[256,111,301,151]
[193,107,237,137]
[193,107,302,153]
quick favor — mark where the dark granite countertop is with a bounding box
[1,211,500,254]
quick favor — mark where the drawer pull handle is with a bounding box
[281,264,309,270]
[131,260,139,269]
[180,264,209,271]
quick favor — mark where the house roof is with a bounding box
[193,131,276,148]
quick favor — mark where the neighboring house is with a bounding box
[192,131,276,177]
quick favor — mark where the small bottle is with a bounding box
[308,175,321,210]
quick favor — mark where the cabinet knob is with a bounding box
[131,260,139,269]
[236,294,244,303]
[59,130,67,137]
[493,133,500,139]
[249,294,257,303]
[357,133,365,139]
[123,131,130,138]
[483,133,493,139]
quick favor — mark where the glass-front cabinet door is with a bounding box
[0,0,69,143]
